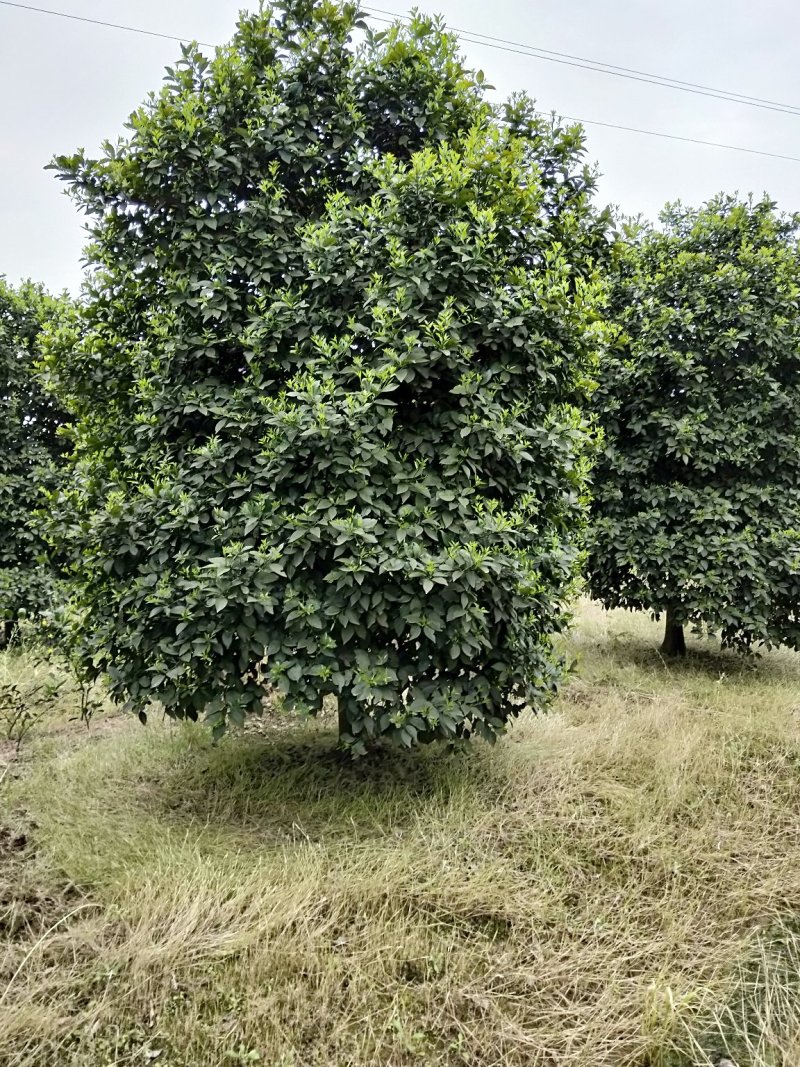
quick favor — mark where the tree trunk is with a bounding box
[337,699,349,742]
[660,607,686,657]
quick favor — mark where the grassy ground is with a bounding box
[2,602,800,1067]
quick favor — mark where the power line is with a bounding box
[439,18,800,114]
[0,0,215,47]
[7,0,800,118]
[2,0,799,164]
[557,114,800,163]
[363,4,800,118]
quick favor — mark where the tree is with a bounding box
[44,1,608,750]
[0,279,68,647]
[588,195,800,656]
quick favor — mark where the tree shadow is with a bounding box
[148,717,493,845]
[585,628,800,684]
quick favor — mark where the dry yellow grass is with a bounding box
[1,601,800,1066]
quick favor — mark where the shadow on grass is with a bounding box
[146,717,494,843]
[587,628,800,683]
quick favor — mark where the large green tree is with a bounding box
[0,279,68,646]
[588,196,800,655]
[44,1,608,750]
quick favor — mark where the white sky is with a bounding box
[1,0,798,294]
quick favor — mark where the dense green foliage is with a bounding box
[0,279,67,644]
[44,1,608,750]
[588,196,800,652]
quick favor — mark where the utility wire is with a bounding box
[364,5,800,117]
[0,0,215,47]
[2,0,799,163]
[557,114,800,163]
[6,0,799,118]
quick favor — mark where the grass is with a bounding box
[1,601,800,1066]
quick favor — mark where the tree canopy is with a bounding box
[44,0,608,749]
[0,278,68,645]
[588,195,800,654]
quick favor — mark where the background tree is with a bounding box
[588,195,800,655]
[44,1,608,750]
[0,279,68,647]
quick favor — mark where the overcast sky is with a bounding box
[1,0,798,294]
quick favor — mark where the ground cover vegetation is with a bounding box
[2,604,800,1067]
